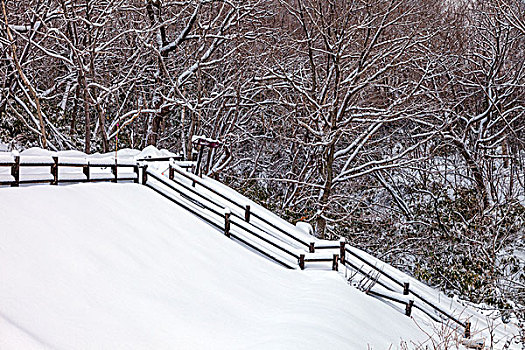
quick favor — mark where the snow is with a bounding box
[0,153,14,164]
[137,145,179,159]
[0,146,520,349]
[19,156,54,165]
[1,183,429,349]
[0,176,14,184]
[295,221,314,236]
[58,156,87,165]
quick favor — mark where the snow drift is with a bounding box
[1,183,430,349]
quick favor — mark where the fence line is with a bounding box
[0,155,138,186]
[0,155,472,337]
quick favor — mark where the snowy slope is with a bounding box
[1,183,429,349]
[148,161,521,349]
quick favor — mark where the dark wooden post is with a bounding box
[403,282,410,295]
[405,300,414,317]
[141,165,148,185]
[245,204,251,222]
[340,240,346,264]
[299,254,305,270]
[51,156,58,185]
[133,165,139,183]
[111,161,118,183]
[224,211,231,237]
[464,321,471,338]
[309,242,315,253]
[11,155,20,187]
[194,145,204,177]
[169,164,174,180]
[83,164,90,182]
[332,254,339,271]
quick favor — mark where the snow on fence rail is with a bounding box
[0,155,139,186]
[169,163,313,249]
[144,170,297,269]
[145,168,303,270]
[342,246,471,337]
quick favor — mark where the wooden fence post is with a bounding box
[141,165,148,185]
[403,282,410,296]
[111,161,118,183]
[309,242,315,253]
[405,300,414,317]
[299,254,305,270]
[340,240,346,264]
[133,165,139,183]
[83,164,90,182]
[224,211,231,238]
[11,155,20,187]
[51,156,58,185]
[464,321,471,338]
[169,164,174,180]
[332,254,339,271]
[245,204,250,222]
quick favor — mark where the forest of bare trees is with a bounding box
[2,0,524,323]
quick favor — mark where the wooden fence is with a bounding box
[146,163,473,338]
[0,155,139,186]
[0,154,472,338]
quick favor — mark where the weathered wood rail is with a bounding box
[0,155,139,186]
[161,164,344,271]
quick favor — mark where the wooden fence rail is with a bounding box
[157,164,472,337]
[0,155,139,186]
[170,163,312,249]
[146,168,340,271]
[144,173,296,269]
[344,246,468,331]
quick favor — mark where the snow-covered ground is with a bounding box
[0,146,521,349]
[1,183,427,349]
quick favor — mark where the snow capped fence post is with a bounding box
[224,208,231,238]
[141,165,148,185]
[169,164,174,180]
[464,321,471,338]
[403,283,410,296]
[405,300,414,317]
[11,155,20,187]
[309,242,315,253]
[83,164,90,182]
[332,254,339,271]
[339,239,346,264]
[51,156,58,185]
[111,160,118,183]
[244,204,250,222]
[133,165,139,184]
[299,254,305,270]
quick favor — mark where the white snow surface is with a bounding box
[0,146,520,349]
[1,183,428,350]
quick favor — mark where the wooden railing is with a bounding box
[169,163,313,249]
[144,169,298,269]
[0,155,139,186]
[342,247,468,330]
[142,165,339,270]
[0,154,473,338]
[157,163,472,337]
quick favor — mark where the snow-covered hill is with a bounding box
[0,183,429,349]
[0,147,521,349]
